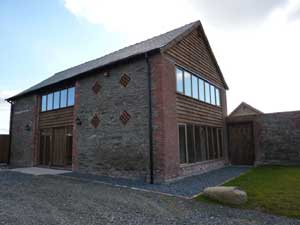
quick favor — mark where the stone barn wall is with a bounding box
[74,57,150,181]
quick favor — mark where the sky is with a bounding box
[1,0,300,133]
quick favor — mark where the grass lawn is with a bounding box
[195,166,300,218]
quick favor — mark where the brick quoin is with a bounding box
[72,80,80,171]
[150,53,180,182]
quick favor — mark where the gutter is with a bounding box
[145,52,154,184]
[6,100,14,165]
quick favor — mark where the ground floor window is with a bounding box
[178,123,224,164]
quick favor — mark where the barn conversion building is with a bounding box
[6,21,229,183]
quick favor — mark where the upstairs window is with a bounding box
[184,71,192,97]
[210,85,216,105]
[216,88,221,106]
[67,87,75,106]
[192,75,199,99]
[175,66,221,107]
[176,68,184,93]
[41,87,75,112]
[205,82,210,104]
[41,95,47,112]
[199,79,205,102]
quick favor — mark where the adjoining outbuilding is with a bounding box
[227,102,300,166]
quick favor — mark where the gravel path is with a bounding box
[0,171,299,225]
[61,166,251,197]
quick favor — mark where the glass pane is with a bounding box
[176,68,184,93]
[210,85,216,105]
[216,88,221,106]
[198,79,205,101]
[60,89,67,108]
[205,82,210,103]
[67,87,75,106]
[187,124,195,163]
[47,93,53,110]
[194,125,202,162]
[53,91,60,109]
[184,71,192,97]
[41,95,47,112]
[179,125,187,164]
[192,75,199,99]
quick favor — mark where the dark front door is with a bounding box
[39,126,72,167]
[228,123,254,165]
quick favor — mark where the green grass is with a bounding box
[195,166,300,218]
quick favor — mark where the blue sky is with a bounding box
[1,0,300,133]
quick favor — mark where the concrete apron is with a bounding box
[10,167,71,176]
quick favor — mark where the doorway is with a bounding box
[228,122,255,165]
[39,126,72,167]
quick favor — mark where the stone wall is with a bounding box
[10,95,37,166]
[75,57,150,181]
[255,111,300,164]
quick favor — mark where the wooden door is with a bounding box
[52,127,66,166]
[39,129,52,165]
[228,123,254,165]
[39,126,72,167]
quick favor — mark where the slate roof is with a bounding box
[8,20,227,100]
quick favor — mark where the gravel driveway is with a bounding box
[0,171,299,225]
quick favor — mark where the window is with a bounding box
[199,79,205,101]
[187,125,195,163]
[67,87,75,106]
[179,125,187,164]
[176,68,184,93]
[41,87,75,112]
[192,75,199,99]
[184,71,192,97]
[175,66,221,107]
[53,91,60,109]
[60,89,67,108]
[41,95,47,112]
[205,82,210,103]
[216,88,221,106]
[178,123,224,164]
[47,93,53,110]
[210,85,216,105]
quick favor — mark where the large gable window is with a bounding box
[41,87,75,112]
[175,66,221,107]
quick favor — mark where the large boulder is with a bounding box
[203,186,247,205]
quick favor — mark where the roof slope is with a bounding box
[229,102,263,117]
[8,20,227,100]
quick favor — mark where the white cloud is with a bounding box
[64,0,199,43]
[63,0,300,114]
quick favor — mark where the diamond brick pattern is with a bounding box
[120,110,131,125]
[91,114,100,128]
[120,73,131,87]
[92,81,101,94]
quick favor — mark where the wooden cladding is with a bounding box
[39,107,74,129]
[166,29,224,88]
[176,94,223,127]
